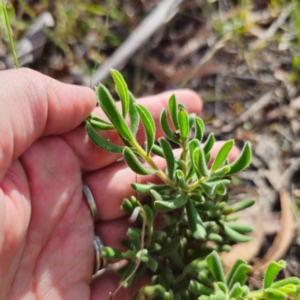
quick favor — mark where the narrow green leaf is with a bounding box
[189,139,201,157]
[231,199,255,213]
[264,260,286,289]
[168,94,179,129]
[102,247,124,259]
[96,84,133,141]
[195,117,205,142]
[135,104,155,154]
[200,182,217,198]
[194,201,214,211]
[227,142,252,175]
[193,147,210,178]
[148,256,158,272]
[123,147,156,175]
[121,198,134,214]
[150,189,163,201]
[208,233,223,242]
[225,223,253,234]
[188,114,196,131]
[127,228,141,251]
[160,109,180,143]
[160,138,175,180]
[212,165,231,176]
[131,183,169,194]
[153,193,187,212]
[203,133,215,154]
[264,288,287,300]
[206,251,225,283]
[227,263,251,289]
[186,199,206,239]
[85,121,123,153]
[189,280,214,296]
[178,108,189,141]
[143,205,154,228]
[110,69,129,118]
[226,258,248,287]
[217,282,227,294]
[151,144,164,157]
[211,140,234,172]
[174,170,189,190]
[229,283,243,298]
[223,223,252,243]
[271,277,300,289]
[129,92,139,136]
[88,114,115,130]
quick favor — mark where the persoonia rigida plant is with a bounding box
[85,70,300,300]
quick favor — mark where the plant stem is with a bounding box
[131,139,174,187]
[1,0,18,68]
[188,177,207,191]
[181,139,188,177]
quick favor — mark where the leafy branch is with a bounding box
[85,70,296,300]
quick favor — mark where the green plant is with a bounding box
[85,70,297,299]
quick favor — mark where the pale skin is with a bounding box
[0,68,239,300]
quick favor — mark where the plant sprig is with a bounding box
[85,70,294,300]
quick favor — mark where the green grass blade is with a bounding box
[1,0,18,68]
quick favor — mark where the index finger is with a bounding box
[63,89,202,171]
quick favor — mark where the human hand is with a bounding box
[0,68,222,300]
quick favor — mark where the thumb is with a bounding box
[0,68,96,180]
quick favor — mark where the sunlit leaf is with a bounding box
[227,142,252,175]
[178,108,189,141]
[211,140,234,172]
[96,84,133,141]
[193,147,210,178]
[223,223,252,243]
[129,92,139,136]
[110,69,129,118]
[264,260,286,289]
[195,117,205,142]
[160,138,175,180]
[206,251,225,283]
[168,94,179,129]
[135,104,155,154]
[203,133,215,154]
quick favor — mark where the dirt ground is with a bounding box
[1,0,300,286]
